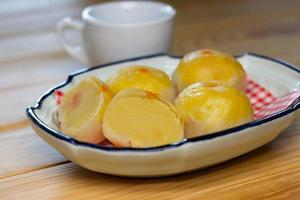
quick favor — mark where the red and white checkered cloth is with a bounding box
[246,78,300,119]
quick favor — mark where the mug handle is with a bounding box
[57,17,89,64]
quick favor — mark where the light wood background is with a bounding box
[0,0,299,199]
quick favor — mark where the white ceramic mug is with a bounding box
[57,1,176,66]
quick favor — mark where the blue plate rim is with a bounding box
[25,52,300,152]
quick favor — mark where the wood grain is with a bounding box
[170,0,300,64]
[0,54,82,126]
[0,127,67,178]
[0,0,299,199]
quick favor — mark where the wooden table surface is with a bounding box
[1,0,299,199]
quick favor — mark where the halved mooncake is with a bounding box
[103,88,184,148]
[58,76,112,144]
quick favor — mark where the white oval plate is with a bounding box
[26,53,300,177]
